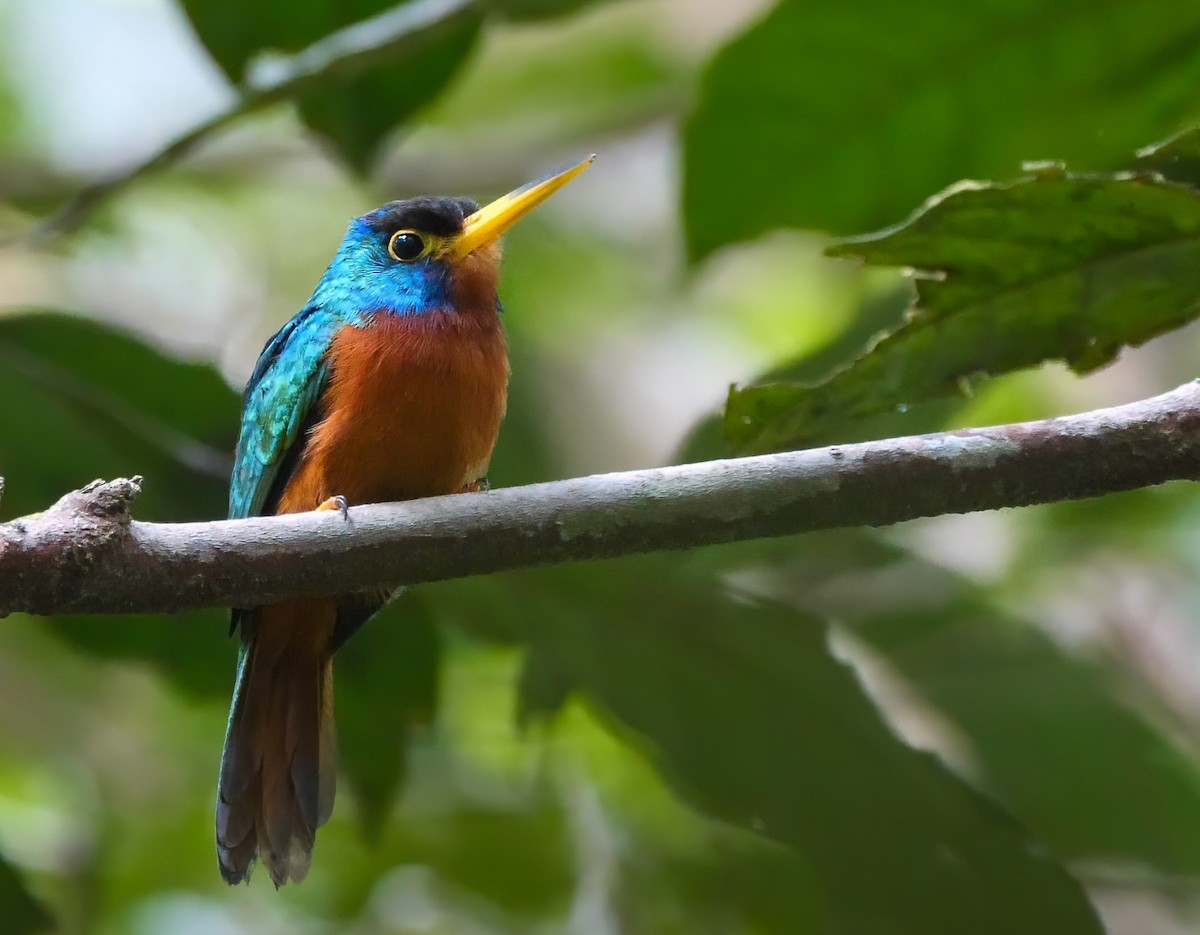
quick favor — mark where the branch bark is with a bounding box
[3,381,1199,616]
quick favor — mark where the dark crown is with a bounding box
[360,196,480,237]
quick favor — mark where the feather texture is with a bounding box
[217,198,509,886]
[217,601,337,886]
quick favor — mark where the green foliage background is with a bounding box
[2,0,1200,932]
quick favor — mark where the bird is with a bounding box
[215,156,594,887]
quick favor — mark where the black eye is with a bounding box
[388,230,426,262]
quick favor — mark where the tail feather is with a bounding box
[218,644,267,807]
[215,788,258,882]
[318,665,337,826]
[285,655,324,833]
[216,603,336,887]
[215,775,258,854]
[216,645,265,882]
[259,663,311,885]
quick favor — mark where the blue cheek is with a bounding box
[380,262,451,314]
[310,242,450,319]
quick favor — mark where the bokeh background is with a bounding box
[3,0,1200,932]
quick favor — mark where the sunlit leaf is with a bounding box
[726,171,1200,453]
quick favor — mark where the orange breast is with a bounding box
[275,309,509,514]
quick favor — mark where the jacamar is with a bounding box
[216,157,593,886]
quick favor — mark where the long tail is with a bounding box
[216,601,337,886]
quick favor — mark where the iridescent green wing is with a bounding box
[228,307,340,520]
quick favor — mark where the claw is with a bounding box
[317,495,349,520]
[462,477,489,494]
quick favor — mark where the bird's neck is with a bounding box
[446,243,502,319]
[311,244,504,324]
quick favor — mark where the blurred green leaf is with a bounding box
[179,0,371,81]
[753,285,913,388]
[481,340,569,488]
[336,594,442,837]
[497,0,606,20]
[0,69,21,152]
[1135,126,1200,189]
[0,312,239,694]
[299,20,481,172]
[677,284,912,462]
[472,560,1104,933]
[49,610,232,699]
[405,805,575,914]
[0,311,237,519]
[1032,482,1200,551]
[723,529,1200,876]
[179,0,481,169]
[726,170,1200,453]
[861,600,1200,874]
[422,27,682,152]
[684,0,1200,255]
[615,836,827,934]
[0,854,52,935]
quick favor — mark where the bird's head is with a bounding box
[314,156,594,318]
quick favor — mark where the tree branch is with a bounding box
[3,381,1199,616]
[16,0,479,246]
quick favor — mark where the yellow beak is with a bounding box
[450,155,595,260]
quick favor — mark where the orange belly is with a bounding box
[276,309,509,514]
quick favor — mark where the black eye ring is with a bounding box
[388,230,426,262]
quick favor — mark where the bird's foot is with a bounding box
[462,477,489,493]
[317,495,349,520]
